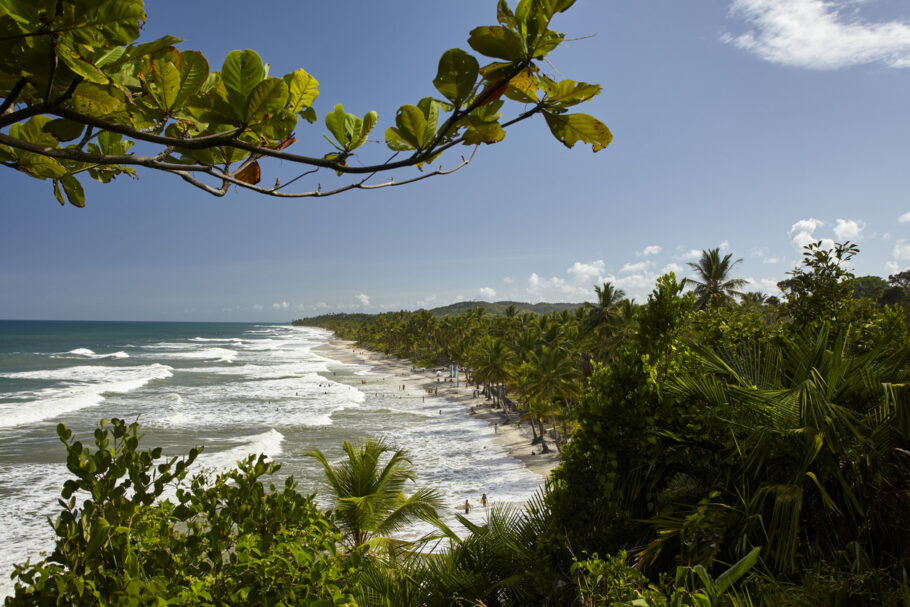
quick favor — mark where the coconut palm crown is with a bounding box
[306,438,444,550]
[686,248,748,308]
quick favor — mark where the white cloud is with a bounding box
[621,261,653,273]
[528,273,541,289]
[640,245,662,257]
[788,217,833,250]
[833,218,865,241]
[894,240,910,260]
[567,260,606,284]
[253,304,264,311]
[662,262,683,274]
[455,295,465,302]
[679,249,702,260]
[725,0,910,70]
[900,211,910,223]
[886,260,900,273]
[479,287,497,300]
[355,293,371,307]
[720,240,730,250]
[272,301,289,310]
[503,276,514,285]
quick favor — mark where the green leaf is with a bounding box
[360,110,378,141]
[284,68,319,113]
[416,97,439,146]
[537,0,576,19]
[172,50,210,110]
[222,49,265,120]
[299,106,317,124]
[458,116,505,145]
[61,174,86,208]
[17,152,67,179]
[244,77,288,124]
[325,104,355,149]
[95,46,127,68]
[468,26,526,62]
[496,0,518,28]
[43,119,85,142]
[70,82,124,117]
[543,111,612,152]
[540,76,601,108]
[715,546,761,595]
[384,126,416,152]
[85,517,111,555]
[56,42,109,85]
[433,48,479,105]
[394,105,427,150]
[53,179,65,205]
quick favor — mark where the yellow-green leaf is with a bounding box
[384,127,416,152]
[70,83,123,116]
[543,111,612,152]
[18,151,67,179]
[459,116,505,145]
[284,68,319,113]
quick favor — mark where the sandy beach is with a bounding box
[315,337,560,480]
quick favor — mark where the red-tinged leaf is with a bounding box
[273,135,296,151]
[234,161,261,185]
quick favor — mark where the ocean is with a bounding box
[0,320,544,597]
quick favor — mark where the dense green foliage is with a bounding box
[7,419,360,606]
[0,0,609,205]
[9,243,910,605]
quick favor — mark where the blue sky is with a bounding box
[2,0,910,321]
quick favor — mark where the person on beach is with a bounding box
[481,493,488,508]
[464,500,471,514]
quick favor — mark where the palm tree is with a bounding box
[686,248,748,309]
[306,438,444,550]
[520,345,582,453]
[670,325,910,572]
[470,338,517,407]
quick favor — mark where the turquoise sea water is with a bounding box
[0,320,542,597]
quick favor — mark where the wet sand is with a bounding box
[315,337,560,479]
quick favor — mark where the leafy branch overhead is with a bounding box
[0,0,611,206]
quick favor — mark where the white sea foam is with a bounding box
[143,375,363,429]
[54,348,130,360]
[0,461,71,599]
[0,364,173,428]
[197,429,285,472]
[154,347,237,363]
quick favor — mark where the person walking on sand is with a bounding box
[464,499,471,514]
[481,493,488,508]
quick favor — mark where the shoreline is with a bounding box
[314,336,560,480]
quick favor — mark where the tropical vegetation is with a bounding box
[0,0,609,206]
[9,240,909,605]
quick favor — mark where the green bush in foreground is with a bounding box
[7,419,360,606]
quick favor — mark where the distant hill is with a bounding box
[292,300,583,326]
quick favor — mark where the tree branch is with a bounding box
[0,78,28,116]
